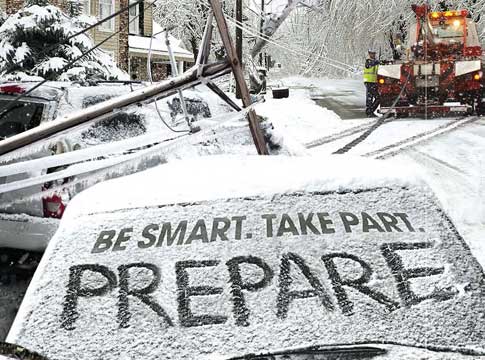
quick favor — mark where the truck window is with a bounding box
[429,19,464,41]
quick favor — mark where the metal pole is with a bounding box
[165,32,191,128]
[236,0,243,99]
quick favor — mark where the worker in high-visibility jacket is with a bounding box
[363,49,380,117]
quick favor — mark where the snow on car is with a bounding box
[0,81,230,252]
[0,81,147,251]
[5,155,485,359]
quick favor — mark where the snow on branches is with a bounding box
[266,0,485,77]
[0,2,127,81]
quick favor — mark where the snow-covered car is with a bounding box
[0,81,149,254]
[3,155,484,359]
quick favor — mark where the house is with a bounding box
[0,0,194,81]
[129,21,194,81]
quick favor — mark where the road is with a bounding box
[310,89,366,120]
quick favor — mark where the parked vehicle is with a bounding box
[0,81,233,254]
[3,155,484,359]
[0,81,147,253]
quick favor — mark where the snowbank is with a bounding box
[255,87,342,145]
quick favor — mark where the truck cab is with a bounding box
[377,5,485,117]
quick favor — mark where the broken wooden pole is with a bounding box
[0,61,231,157]
[209,0,269,155]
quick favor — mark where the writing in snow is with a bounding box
[91,211,422,253]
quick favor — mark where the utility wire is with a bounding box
[147,28,190,134]
[198,0,355,72]
[224,14,355,73]
[0,0,153,125]
[66,0,144,42]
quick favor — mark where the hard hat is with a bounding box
[368,49,377,54]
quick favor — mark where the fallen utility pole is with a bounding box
[235,0,243,99]
[0,62,230,157]
[0,0,268,157]
[210,0,269,155]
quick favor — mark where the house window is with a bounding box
[80,0,90,15]
[99,0,115,32]
[129,0,140,35]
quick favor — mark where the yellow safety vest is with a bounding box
[363,63,378,83]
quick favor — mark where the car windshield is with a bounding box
[0,99,44,139]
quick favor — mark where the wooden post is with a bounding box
[209,0,269,155]
[0,62,231,157]
[236,0,243,99]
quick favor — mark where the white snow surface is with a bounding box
[64,155,425,218]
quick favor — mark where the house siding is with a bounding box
[91,0,121,63]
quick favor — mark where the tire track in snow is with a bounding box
[404,148,468,177]
[364,116,480,160]
[305,118,394,149]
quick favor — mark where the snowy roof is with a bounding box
[129,22,194,61]
[7,156,485,359]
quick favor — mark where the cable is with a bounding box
[147,28,190,134]
[153,100,190,133]
[221,2,356,72]
[332,70,412,155]
[0,0,157,127]
[226,15,355,74]
[197,0,355,73]
[65,0,144,43]
[207,0,355,73]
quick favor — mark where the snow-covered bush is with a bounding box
[0,0,127,81]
